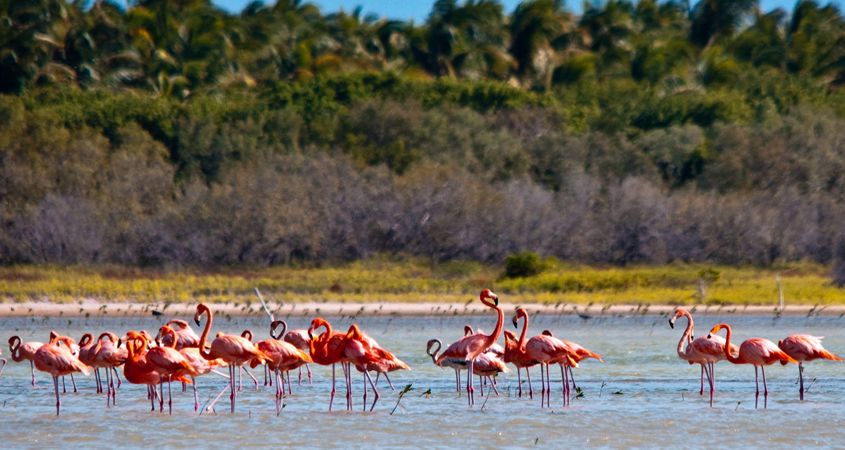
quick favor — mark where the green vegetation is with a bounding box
[3,1,845,289]
[1,260,842,306]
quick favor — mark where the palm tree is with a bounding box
[509,0,573,89]
[689,0,758,49]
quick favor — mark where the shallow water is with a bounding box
[1,313,844,449]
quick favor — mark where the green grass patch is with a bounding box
[0,260,842,305]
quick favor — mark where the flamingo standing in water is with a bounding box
[708,323,797,408]
[308,318,355,411]
[8,336,42,386]
[92,332,127,406]
[147,325,198,414]
[283,327,313,385]
[194,303,270,413]
[426,339,466,394]
[345,324,410,410]
[121,331,163,411]
[433,289,503,406]
[77,333,102,393]
[33,332,90,415]
[515,307,601,408]
[503,330,538,399]
[250,320,312,413]
[778,334,842,400]
[669,308,737,407]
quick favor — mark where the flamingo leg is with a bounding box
[286,370,292,395]
[71,373,77,393]
[517,367,522,398]
[455,369,461,394]
[0,358,6,376]
[364,369,379,411]
[53,375,61,416]
[110,369,117,405]
[104,368,110,407]
[799,362,804,401]
[307,363,313,384]
[761,366,768,409]
[329,363,336,412]
[754,366,760,409]
[707,362,715,407]
[192,376,199,411]
[159,379,165,412]
[167,376,173,415]
[297,366,302,385]
[546,364,552,408]
[30,361,36,386]
[113,366,122,389]
[560,364,566,406]
[237,366,242,392]
[569,365,577,391]
[205,383,230,414]
[526,367,533,399]
[384,372,395,391]
[363,371,368,411]
[229,365,236,413]
[264,365,268,386]
[149,385,156,411]
[539,363,545,408]
[62,376,66,394]
[342,362,352,411]
[466,359,475,406]
[699,364,705,395]
[94,368,101,394]
[244,366,259,391]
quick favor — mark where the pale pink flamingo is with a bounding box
[709,323,797,408]
[33,333,90,415]
[92,332,127,406]
[283,328,313,384]
[8,336,42,386]
[433,289,502,406]
[47,331,79,393]
[778,334,842,400]
[160,319,201,349]
[251,320,312,414]
[146,325,198,414]
[426,338,467,393]
[669,308,737,406]
[77,333,103,393]
[194,303,270,413]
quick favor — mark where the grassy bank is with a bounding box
[0,259,842,306]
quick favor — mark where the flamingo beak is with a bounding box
[117,338,123,348]
[511,316,518,328]
[668,317,675,329]
[307,330,313,340]
[193,314,201,326]
[492,295,499,306]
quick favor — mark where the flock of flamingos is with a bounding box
[1,289,842,415]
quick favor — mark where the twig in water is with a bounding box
[599,381,606,398]
[480,384,493,411]
[805,377,817,393]
[735,401,741,411]
[418,388,431,398]
[390,384,413,415]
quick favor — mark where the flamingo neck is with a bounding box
[427,339,441,365]
[197,308,214,360]
[483,302,504,352]
[722,325,742,364]
[676,312,694,359]
[517,312,529,352]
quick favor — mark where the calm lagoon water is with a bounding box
[1,313,844,448]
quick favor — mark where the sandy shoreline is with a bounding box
[0,301,841,318]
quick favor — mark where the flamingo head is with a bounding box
[512,307,527,328]
[668,308,687,329]
[708,323,729,339]
[158,325,178,348]
[8,336,20,351]
[425,338,441,356]
[194,304,210,326]
[480,289,498,307]
[241,329,253,341]
[79,333,93,347]
[308,318,329,339]
[270,320,287,340]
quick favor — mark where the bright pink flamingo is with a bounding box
[778,334,842,400]
[345,324,410,392]
[433,289,502,406]
[149,325,200,414]
[194,303,270,413]
[8,336,42,386]
[283,328,313,384]
[339,324,386,411]
[308,317,354,411]
[33,333,90,415]
[709,323,797,408]
[669,308,737,406]
[504,328,538,399]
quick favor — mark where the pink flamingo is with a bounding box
[250,320,312,413]
[778,334,842,400]
[669,308,737,406]
[345,324,410,410]
[709,323,797,408]
[433,289,502,406]
[503,329,538,398]
[194,303,270,413]
[160,319,201,349]
[516,307,600,407]
[92,332,127,406]
[8,336,42,386]
[283,328,313,384]
[426,338,467,393]
[33,333,90,415]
